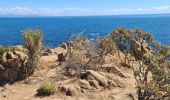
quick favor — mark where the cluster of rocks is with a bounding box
[59,69,125,96]
[0,46,26,82]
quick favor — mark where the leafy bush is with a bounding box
[110,27,154,61]
[37,83,56,96]
[21,29,43,77]
[98,27,169,99]
[97,36,116,57]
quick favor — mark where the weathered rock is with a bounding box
[0,52,7,63]
[88,80,100,89]
[66,68,76,76]
[13,51,27,60]
[66,87,78,96]
[108,80,117,87]
[0,67,17,82]
[101,64,125,77]
[60,85,80,96]
[79,79,90,89]
[0,64,4,69]
[5,58,20,69]
[86,70,108,86]
[102,73,126,88]
[6,52,15,59]
[60,86,68,93]
[87,74,95,80]
[14,45,26,52]
[163,97,170,100]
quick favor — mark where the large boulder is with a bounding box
[86,70,108,86]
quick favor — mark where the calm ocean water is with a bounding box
[0,14,170,47]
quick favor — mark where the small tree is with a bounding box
[22,29,43,77]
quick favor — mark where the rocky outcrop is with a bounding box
[0,49,23,82]
[78,79,90,89]
[86,70,108,86]
[100,64,125,77]
[88,80,100,89]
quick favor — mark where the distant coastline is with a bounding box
[1,13,170,18]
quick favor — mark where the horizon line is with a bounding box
[0,13,170,18]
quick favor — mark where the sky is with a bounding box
[1,0,170,16]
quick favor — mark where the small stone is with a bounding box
[79,79,91,89]
[81,89,86,93]
[67,68,76,76]
[163,97,170,100]
[88,80,100,89]
[60,86,68,93]
[0,64,4,71]
[3,94,6,98]
[66,87,78,96]
[109,95,116,100]
[87,75,95,80]
[108,80,117,87]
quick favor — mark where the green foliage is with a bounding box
[0,46,14,54]
[97,36,116,57]
[107,27,170,99]
[37,83,56,96]
[22,29,43,77]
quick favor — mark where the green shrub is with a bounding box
[22,29,43,77]
[97,36,116,57]
[37,83,56,96]
[0,46,14,54]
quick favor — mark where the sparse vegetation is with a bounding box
[0,46,14,54]
[63,33,102,77]
[0,27,169,99]
[37,83,56,96]
[21,29,43,77]
[63,28,170,99]
[107,28,170,100]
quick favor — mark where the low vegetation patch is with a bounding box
[0,46,14,54]
[37,83,56,96]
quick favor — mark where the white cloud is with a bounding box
[0,7,94,16]
[0,5,170,16]
[111,5,170,14]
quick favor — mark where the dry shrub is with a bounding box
[21,29,43,77]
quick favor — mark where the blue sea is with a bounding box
[0,14,170,47]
